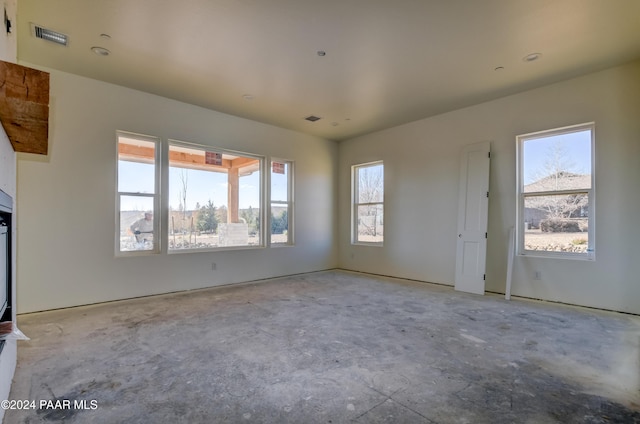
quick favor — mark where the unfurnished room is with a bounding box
[0,1,639,423]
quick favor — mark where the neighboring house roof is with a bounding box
[524,172,591,193]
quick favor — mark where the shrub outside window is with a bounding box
[116,132,160,254]
[516,123,595,259]
[168,141,263,251]
[352,161,384,245]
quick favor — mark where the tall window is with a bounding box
[270,160,293,245]
[517,123,595,259]
[352,161,384,245]
[116,132,160,254]
[168,141,263,251]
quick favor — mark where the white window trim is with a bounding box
[268,158,294,247]
[115,131,161,256]
[351,160,384,246]
[516,122,595,260]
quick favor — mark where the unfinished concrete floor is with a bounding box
[5,270,640,423]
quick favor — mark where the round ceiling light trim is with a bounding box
[317,50,326,57]
[91,46,110,56]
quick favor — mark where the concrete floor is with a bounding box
[5,270,640,423]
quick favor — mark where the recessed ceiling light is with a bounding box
[317,50,326,57]
[100,33,111,39]
[305,115,321,122]
[242,94,254,101]
[523,53,542,62]
[91,46,110,56]
[331,122,339,127]
[494,66,504,71]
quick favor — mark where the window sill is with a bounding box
[168,245,266,254]
[352,242,384,247]
[518,251,595,261]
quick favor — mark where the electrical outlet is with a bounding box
[211,262,217,271]
[534,271,542,280]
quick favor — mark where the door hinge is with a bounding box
[486,191,489,198]
[488,152,491,158]
[485,232,488,239]
[483,274,486,281]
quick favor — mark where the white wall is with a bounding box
[16,66,338,313]
[0,1,18,418]
[338,59,640,315]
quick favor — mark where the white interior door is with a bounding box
[455,141,491,295]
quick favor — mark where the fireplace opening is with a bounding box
[0,189,12,355]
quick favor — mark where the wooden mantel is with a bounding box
[0,60,49,155]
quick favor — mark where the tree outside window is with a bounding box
[353,161,384,245]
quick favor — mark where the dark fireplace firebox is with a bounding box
[0,189,12,355]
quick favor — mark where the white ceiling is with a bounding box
[17,0,640,141]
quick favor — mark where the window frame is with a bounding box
[351,160,384,246]
[115,131,161,256]
[167,139,266,253]
[516,122,595,260]
[269,159,294,246]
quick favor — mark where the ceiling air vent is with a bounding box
[305,115,321,122]
[31,23,68,46]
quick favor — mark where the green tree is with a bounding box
[271,210,288,234]
[197,200,218,233]
[241,206,259,235]
[216,205,228,224]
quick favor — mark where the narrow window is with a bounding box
[270,160,293,245]
[352,161,384,245]
[168,142,263,251]
[116,132,160,254]
[517,123,595,259]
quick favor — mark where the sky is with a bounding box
[168,167,260,211]
[522,129,592,185]
[118,161,288,211]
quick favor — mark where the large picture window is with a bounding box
[270,160,293,245]
[168,142,263,251]
[116,132,160,254]
[517,123,595,259]
[352,161,384,245]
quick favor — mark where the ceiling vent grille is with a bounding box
[31,23,68,46]
[305,115,321,122]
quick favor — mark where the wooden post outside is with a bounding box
[228,167,239,223]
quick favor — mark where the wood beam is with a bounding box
[0,61,49,154]
[119,144,259,173]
